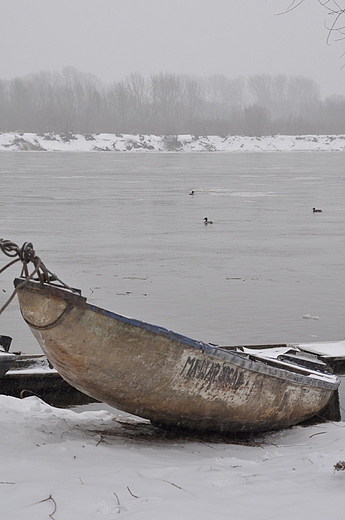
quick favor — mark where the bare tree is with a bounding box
[125,72,149,133]
[247,74,272,108]
[182,75,204,133]
[106,81,131,133]
[320,94,345,133]
[204,75,245,116]
[242,104,271,136]
[0,80,10,130]
[9,76,34,130]
[150,72,183,134]
[286,76,321,120]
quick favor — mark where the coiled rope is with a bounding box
[0,239,79,316]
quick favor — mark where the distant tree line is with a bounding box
[0,66,344,136]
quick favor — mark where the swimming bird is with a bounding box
[204,217,213,224]
[189,190,195,195]
[312,207,322,213]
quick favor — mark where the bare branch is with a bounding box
[276,0,304,16]
[275,0,304,16]
[36,495,57,519]
[127,486,139,498]
[280,0,345,48]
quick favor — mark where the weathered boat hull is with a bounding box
[1,355,97,407]
[14,278,339,433]
[0,336,16,378]
[0,352,16,378]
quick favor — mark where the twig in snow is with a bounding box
[36,495,57,519]
[96,433,107,446]
[162,479,184,490]
[113,492,121,513]
[127,486,139,498]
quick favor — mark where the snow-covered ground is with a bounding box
[1,132,345,152]
[1,395,345,520]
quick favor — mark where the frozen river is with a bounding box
[1,151,344,357]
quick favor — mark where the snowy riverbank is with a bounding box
[0,132,345,152]
[1,395,345,520]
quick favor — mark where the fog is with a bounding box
[0,0,344,98]
[0,68,344,135]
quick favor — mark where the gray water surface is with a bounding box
[1,152,344,356]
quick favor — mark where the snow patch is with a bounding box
[0,132,345,152]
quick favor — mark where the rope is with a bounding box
[0,239,80,316]
[0,258,42,315]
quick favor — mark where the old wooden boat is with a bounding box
[0,239,340,433]
[12,275,340,433]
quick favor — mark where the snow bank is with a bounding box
[1,395,345,520]
[0,132,345,152]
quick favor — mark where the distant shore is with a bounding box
[0,132,345,152]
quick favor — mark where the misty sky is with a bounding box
[1,0,344,98]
